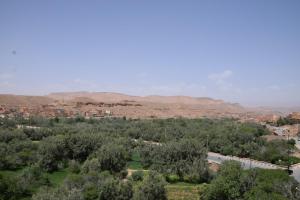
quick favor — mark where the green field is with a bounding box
[0,168,71,188]
[127,151,202,200]
[0,168,24,177]
[128,151,144,170]
[47,169,70,187]
[1,168,203,200]
[1,117,296,199]
[166,182,202,200]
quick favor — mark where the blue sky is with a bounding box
[0,0,299,106]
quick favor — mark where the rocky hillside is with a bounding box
[0,94,54,107]
[0,92,264,119]
[48,92,236,106]
[48,92,245,113]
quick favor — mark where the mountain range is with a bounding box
[0,91,297,119]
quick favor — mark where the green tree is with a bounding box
[0,175,29,200]
[99,178,133,200]
[38,135,67,172]
[151,139,208,182]
[200,161,244,200]
[134,171,167,200]
[95,144,127,173]
[200,161,300,200]
[81,158,101,174]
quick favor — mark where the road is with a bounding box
[208,152,300,182]
[292,137,300,150]
[293,165,300,183]
[133,139,300,182]
[207,152,284,170]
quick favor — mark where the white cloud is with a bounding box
[0,81,14,88]
[0,72,15,90]
[122,82,207,97]
[73,78,98,89]
[161,83,206,95]
[208,70,233,81]
[45,78,99,93]
[136,72,148,78]
[267,85,280,90]
[0,73,14,80]
[208,70,237,92]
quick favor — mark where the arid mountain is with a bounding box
[49,92,228,105]
[0,92,289,120]
[0,94,54,107]
[48,92,136,102]
[254,106,300,115]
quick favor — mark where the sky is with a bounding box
[0,0,300,107]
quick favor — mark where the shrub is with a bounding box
[165,174,180,183]
[118,169,128,179]
[81,158,101,174]
[68,160,81,174]
[131,171,144,181]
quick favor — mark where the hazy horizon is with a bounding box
[1,0,300,107]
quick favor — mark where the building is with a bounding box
[266,124,290,136]
[105,110,112,116]
[288,112,300,121]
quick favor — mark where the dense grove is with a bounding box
[0,116,299,200]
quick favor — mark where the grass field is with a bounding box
[1,168,204,200]
[0,168,24,178]
[166,182,202,200]
[47,168,70,187]
[0,167,71,187]
[127,151,203,200]
[1,151,204,200]
[128,160,143,170]
[128,151,144,170]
